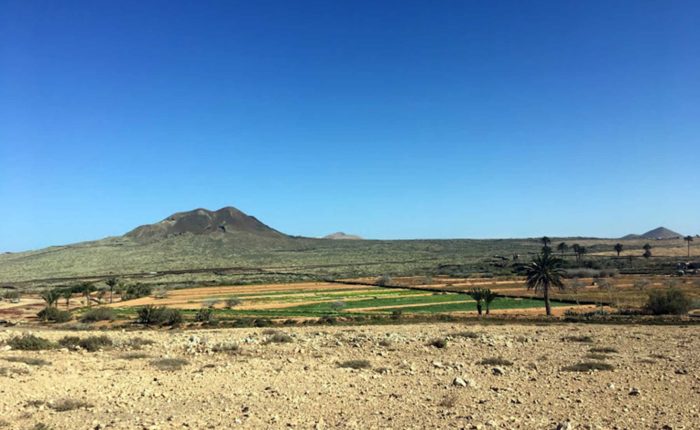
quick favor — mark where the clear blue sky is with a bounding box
[1,1,699,251]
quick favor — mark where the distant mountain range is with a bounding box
[0,206,693,284]
[622,227,683,240]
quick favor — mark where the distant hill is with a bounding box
[125,207,286,241]
[622,227,683,240]
[323,232,363,240]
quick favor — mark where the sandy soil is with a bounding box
[0,322,697,430]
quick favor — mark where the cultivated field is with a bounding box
[108,282,576,319]
[0,323,697,429]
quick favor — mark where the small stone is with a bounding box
[628,388,640,396]
[453,377,467,387]
[556,421,573,430]
[492,367,504,376]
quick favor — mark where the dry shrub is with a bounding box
[338,360,371,369]
[152,358,189,371]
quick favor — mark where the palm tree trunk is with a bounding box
[544,285,552,316]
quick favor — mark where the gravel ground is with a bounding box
[0,323,698,430]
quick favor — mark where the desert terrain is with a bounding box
[1,323,698,430]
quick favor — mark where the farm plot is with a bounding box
[113,281,572,318]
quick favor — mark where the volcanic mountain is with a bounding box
[125,207,286,241]
[323,232,363,240]
[622,227,683,240]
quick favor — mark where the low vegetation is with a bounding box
[3,356,51,366]
[562,362,614,372]
[58,335,113,352]
[264,331,293,344]
[151,358,189,371]
[37,307,72,323]
[338,359,371,369]
[645,288,692,315]
[49,398,92,412]
[478,357,514,366]
[561,335,594,343]
[6,334,54,351]
[80,307,116,323]
[137,305,183,326]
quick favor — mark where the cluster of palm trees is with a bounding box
[467,288,497,315]
[547,239,587,262]
[40,278,121,309]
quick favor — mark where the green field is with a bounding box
[108,282,569,318]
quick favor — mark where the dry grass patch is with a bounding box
[6,334,54,351]
[58,335,113,352]
[450,331,480,339]
[264,332,293,344]
[125,337,155,349]
[563,362,614,372]
[0,367,30,377]
[439,393,459,408]
[3,356,51,366]
[119,352,150,360]
[478,357,514,366]
[338,360,371,370]
[561,335,594,343]
[49,398,92,412]
[585,353,611,361]
[151,358,189,371]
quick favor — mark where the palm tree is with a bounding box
[614,243,623,257]
[61,289,72,308]
[483,289,498,315]
[524,253,566,316]
[541,236,552,255]
[105,277,119,304]
[82,282,95,306]
[467,288,485,315]
[684,236,693,258]
[571,243,582,262]
[557,242,568,257]
[40,289,61,308]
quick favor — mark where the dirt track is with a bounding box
[0,322,698,429]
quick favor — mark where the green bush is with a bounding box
[195,307,215,323]
[645,288,692,315]
[121,284,153,301]
[80,307,116,323]
[37,307,72,323]
[137,305,183,326]
[6,334,54,351]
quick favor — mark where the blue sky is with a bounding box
[1,1,699,251]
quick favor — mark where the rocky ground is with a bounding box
[0,322,698,430]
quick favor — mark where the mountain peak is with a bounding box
[125,206,285,240]
[622,226,682,240]
[323,232,363,240]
